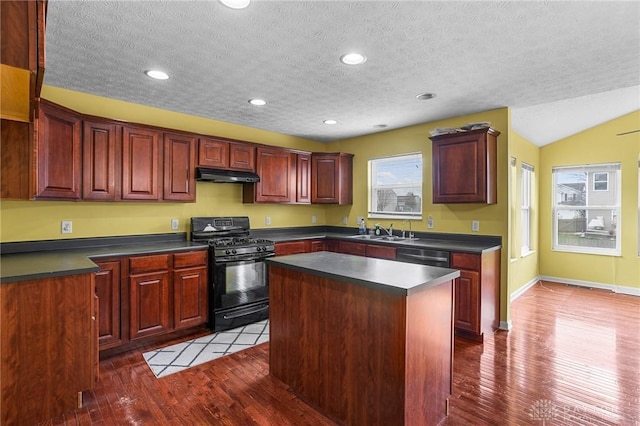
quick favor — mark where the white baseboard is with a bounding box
[498,320,512,331]
[510,277,539,302]
[539,275,640,296]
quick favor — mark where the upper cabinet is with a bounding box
[430,127,500,204]
[121,126,163,201]
[198,137,256,171]
[163,133,196,202]
[244,146,296,203]
[296,152,311,204]
[311,152,353,205]
[35,100,82,199]
[0,0,46,122]
[83,119,120,200]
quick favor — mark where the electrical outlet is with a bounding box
[311,215,317,224]
[342,216,348,225]
[472,220,480,232]
[265,216,271,226]
[171,218,179,230]
[61,220,72,234]
[427,216,434,229]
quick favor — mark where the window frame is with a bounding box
[552,163,621,256]
[521,163,534,256]
[368,152,423,220]
[593,172,609,191]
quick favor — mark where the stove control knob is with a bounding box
[261,246,267,252]
[256,246,262,252]
[225,249,231,255]
[232,249,237,254]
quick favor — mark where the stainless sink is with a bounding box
[349,234,381,239]
[349,235,418,242]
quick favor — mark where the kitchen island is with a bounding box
[267,251,460,426]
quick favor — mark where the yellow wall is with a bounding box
[539,111,640,291]
[326,108,511,321]
[507,131,540,298]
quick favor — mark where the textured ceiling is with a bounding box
[44,0,640,146]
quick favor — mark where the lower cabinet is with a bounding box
[93,248,208,353]
[451,250,500,342]
[129,259,171,340]
[1,273,96,425]
[94,259,122,349]
[275,240,311,255]
[338,240,397,260]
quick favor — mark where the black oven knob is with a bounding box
[261,246,267,251]
[232,249,237,254]
[225,249,231,255]
[256,246,262,252]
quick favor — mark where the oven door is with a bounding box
[212,257,270,331]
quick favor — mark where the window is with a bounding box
[368,153,422,219]
[552,163,621,256]
[521,163,534,255]
[593,172,609,191]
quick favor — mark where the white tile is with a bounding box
[235,333,260,345]
[212,333,240,344]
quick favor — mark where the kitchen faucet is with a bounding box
[401,219,414,239]
[375,223,394,236]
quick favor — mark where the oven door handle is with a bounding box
[222,304,269,320]
[216,253,275,264]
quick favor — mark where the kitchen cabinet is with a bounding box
[243,146,296,203]
[94,259,122,349]
[311,152,353,204]
[198,137,256,171]
[122,126,163,201]
[128,253,171,340]
[275,240,312,255]
[296,152,311,204]
[35,99,82,199]
[0,0,46,121]
[173,250,208,330]
[338,241,367,256]
[310,239,327,252]
[430,127,500,204]
[450,249,500,342]
[163,132,196,201]
[365,244,397,260]
[0,119,31,199]
[83,119,120,200]
[1,273,95,425]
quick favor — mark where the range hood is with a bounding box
[196,167,260,183]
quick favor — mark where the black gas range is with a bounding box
[191,217,274,332]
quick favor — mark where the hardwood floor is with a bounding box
[38,281,639,425]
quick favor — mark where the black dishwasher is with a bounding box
[396,247,450,268]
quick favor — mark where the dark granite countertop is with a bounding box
[251,226,501,254]
[267,251,460,296]
[0,234,208,284]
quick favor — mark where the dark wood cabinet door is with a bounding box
[453,269,480,333]
[296,153,311,204]
[312,153,353,204]
[129,271,171,340]
[198,137,229,168]
[275,240,311,256]
[122,126,162,201]
[229,142,255,171]
[164,133,196,201]
[83,120,120,200]
[35,101,82,199]
[430,128,499,204]
[365,244,397,260]
[338,241,367,256]
[94,260,122,348]
[310,239,327,252]
[247,147,295,203]
[173,266,208,330]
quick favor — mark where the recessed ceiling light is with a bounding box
[145,70,169,80]
[416,92,436,100]
[373,124,388,128]
[323,119,338,125]
[248,99,267,106]
[340,53,367,65]
[220,0,250,9]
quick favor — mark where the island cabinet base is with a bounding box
[269,265,454,426]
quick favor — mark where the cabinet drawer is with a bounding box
[451,252,481,270]
[366,244,397,260]
[173,250,207,269]
[338,241,367,256]
[129,254,170,274]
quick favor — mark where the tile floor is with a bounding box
[143,320,269,378]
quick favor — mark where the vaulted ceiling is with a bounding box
[44,0,640,146]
